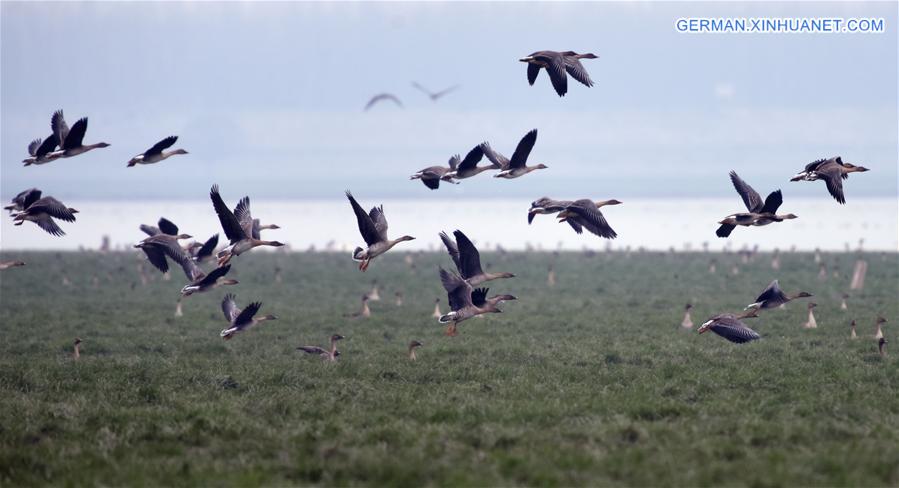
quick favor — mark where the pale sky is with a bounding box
[1,1,896,201]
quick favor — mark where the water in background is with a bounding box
[1,198,896,252]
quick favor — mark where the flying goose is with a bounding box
[520,50,598,97]
[185,234,220,263]
[297,334,344,362]
[412,82,459,101]
[134,218,193,273]
[438,267,516,336]
[346,190,415,271]
[0,261,26,270]
[483,129,548,179]
[364,93,403,111]
[439,230,515,286]
[697,309,761,344]
[210,184,285,266]
[127,136,188,167]
[408,340,423,360]
[52,110,110,158]
[22,135,62,166]
[445,145,498,180]
[745,280,813,310]
[790,156,869,204]
[410,154,460,190]
[717,171,796,237]
[5,188,42,214]
[556,199,622,239]
[220,294,277,340]
[11,192,79,237]
[527,198,573,224]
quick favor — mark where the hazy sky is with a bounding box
[1,1,896,201]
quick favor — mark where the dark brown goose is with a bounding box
[11,191,79,237]
[23,135,61,166]
[484,129,548,179]
[408,340,423,360]
[5,188,42,214]
[440,230,514,286]
[410,154,460,190]
[556,199,622,239]
[519,50,598,96]
[134,218,193,273]
[790,156,869,204]
[438,267,516,336]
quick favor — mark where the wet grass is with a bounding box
[0,250,897,486]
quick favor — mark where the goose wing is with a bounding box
[33,215,66,237]
[535,52,567,96]
[566,218,584,234]
[20,189,43,210]
[144,136,177,158]
[297,346,328,355]
[455,145,485,173]
[195,234,219,261]
[527,62,541,86]
[221,294,240,322]
[345,191,382,246]
[565,200,617,238]
[508,129,537,169]
[157,240,204,282]
[479,142,509,169]
[816,165,847,204]
[439,231,462,272]
[210,185,247,243]
[563,55,594,87]
[803,158,828,172]
[62,118,88,150]
[157,217,179,236]
[711,318,761,344]
[754,280,785,304]
[729,171,763,212]
[140,224,160,237]
[233,197,255,238]
[27,139,41,157]
[453,230,485,279]
[141,245,169,273]
[233,302,262,328]
[447,154,461,171]
[29,197,77,222]
[471,288,488,308]
[421,177,441,190]
[194,263,230,288]
[35,135,59,159]
[51,110,69,147]
[759,190,783,214]
[368,205,389,241]
[439,267,473,311]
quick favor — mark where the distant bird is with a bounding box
[879,337,888,357]
[697,309,761,344]
[547,265,556,287]
[432,298,442,319]
[297,334,344,362]
[412,82,459,101]
[127,136,188,167]
[840,293,849,310]
[134,218,193,273]
[874,317,886,339]
[483,129,548,179]
[345,294,371,319]
[210,184,285,266]
[220,294,277,340]
[5,188,42,214]
[519,50,598,96]
[394,291,404,306]
[0,261,26,270]
[73,338,82,360]
[367,281,381,301]
[52,110,110,158]
[803,303,818,329]
[440,230,515,286]
[11,191,79,237]
[445,145,498,180]
[410,154,459,190]
[790,156,870,204]
[22,134,61,166]
[681,304,694,329]
[346,191,415,271]
[408,340,423,360]
[717,172,795,237]
[438,267,516,336]
[745,280,813,310]
[364,93,403,111]
[556,199,622,239]
[850,319,858,339]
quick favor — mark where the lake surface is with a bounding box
[1,198,896,252]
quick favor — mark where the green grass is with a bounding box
[1,250,897,486]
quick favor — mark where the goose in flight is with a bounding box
[364,93,403,111]
[745,279,813,310]
[185,234,220,263]
[346,191,414,271]
[482,129,548,179]
[556,199,622,239]
[23,135,62,166]
[52,110,110,158]
[412,82,459,101]
[11,190,79,237]
[210,185,285,266]
[697,309,761,344]
[0,261,26,270]
[439,230,515,286]
[445,145,499,180]
[220,294,277,340]
[297,334,344,362]
[144,233,238,296]
[5,188,42,214]
[410,154,460,190]
[127,136,188,167]
[134,218,193,273]
[717,171,796,237]
[438,267,516,336]
[790,156,870,204]
[520,50,598,97]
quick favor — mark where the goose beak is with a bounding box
[790,173,805,181]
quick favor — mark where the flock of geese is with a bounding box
[3,50,887,359]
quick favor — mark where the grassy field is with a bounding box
[0,249,897,486]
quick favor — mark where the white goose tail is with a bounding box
[438,311,458,324]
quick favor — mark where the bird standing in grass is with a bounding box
[408,340,423,360]
[697,309,761,344]
[73,338,82,360]
[345,294,371,319]
[874,317,886,339]
[803,303,818,329]
[850,320,858,339]
[346,191,415,271]
[681,304,694,329]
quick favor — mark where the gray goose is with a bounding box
[134,218,193,273]
[147,235,238,297]
[5,188,42,214]
[717,171,795,237]
[346,191,414,271]
[0,261,26,270]
[23,134,61,166]
[410,154,459,190]
[437,267,516,336]
[220,294,277,340]
[11,191,79,237]
[445,145,498,180]
[790,156,869,204]
[556,199,622,239]
[210,185,285,266]
[519,50,598,96]
[698,309,761,344]
[297,334,344,362]
[127,136,188,167]
[484,129,548,179]
[745,280,813,310]
[52,110,110,158]
[439,230,515,286]
[528,197,573,225]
